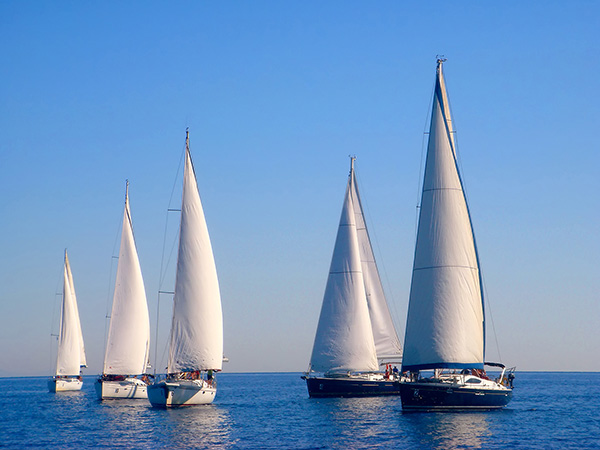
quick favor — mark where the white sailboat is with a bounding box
[48,251,86,392]
[95,182,151,400]
[399,59,514,410]
[147,130,223,407]
[303,158,403,397]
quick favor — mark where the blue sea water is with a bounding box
[0,372,599,449]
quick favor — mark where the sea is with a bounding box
[1,372,598,449]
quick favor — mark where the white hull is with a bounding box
[94,378,148,400]
[48,377,82,392]
[147,379,216,407]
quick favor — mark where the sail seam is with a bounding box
[422,187,463,193]
[329,270,363,274]
[413,265,478,271]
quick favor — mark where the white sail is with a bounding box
[350,168,403,361]
[309,169,378,374]
[102,185,151,375]
[56,252,85,376]
[167,133,223,373]
[402,60,484,372]
[65,252,86,368]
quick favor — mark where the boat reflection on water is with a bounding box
[309,397,402,444]
[404,411,492,449]
[98,399,231,448]
[162,405,231,449]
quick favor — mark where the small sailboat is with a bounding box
[147,130,224,407]
[399,59,515,410]
[48,251,87,392]
[95,182,151,400]
[303,158,403,397]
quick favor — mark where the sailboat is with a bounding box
[303,158,403,397]
[147,130,224,407]
[95,182,151,400]
[399,59,515,410]
[48,251,87,392]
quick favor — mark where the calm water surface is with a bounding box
[0,372,598,449]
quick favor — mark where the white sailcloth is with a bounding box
[402,60,484,372]
[56,252,86,376]
[103,186,151,375]
[350,169,403,361]
[167,135,223,373]
[309,169,379,374]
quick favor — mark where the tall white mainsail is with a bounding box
[309,163,379,374]
[350,167,403,361]
[102,183,151,375]
[402,59,485,372]
[56,251,86,376]
[167,132,223,373]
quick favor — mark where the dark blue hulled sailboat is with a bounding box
[399,59,514,411]
[303,158,403,398]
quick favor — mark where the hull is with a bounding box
[147,379,216,407]
[48,377,83,393]
[95,378,148,400]
[400,381,512,411]
[305,376,401,398]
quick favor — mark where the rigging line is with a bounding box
[415,79,436,238]
[481,269,503,363]
[49,266,63,375]
[353,169,402,335]
[102,211,123,367]
[154,136,187,375]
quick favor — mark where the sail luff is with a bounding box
[309,171,378,374]
[168,133,223,373]
[350,168,402,360]
[402,60,484,372]
[102,188,151,375]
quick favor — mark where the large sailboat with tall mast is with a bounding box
[399,59,514,410]
[303,158,403,397]
[147,130,223,407]
[95,182,151,400]
[48,251,87,392]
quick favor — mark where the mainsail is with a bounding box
[402,60,485,372]
[350,168,403,361]
[103,184,151,375]
[309,162,380,374]
[167,131,223,373]
[56,251,86,376]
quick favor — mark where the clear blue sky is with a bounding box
[1,1,598,376]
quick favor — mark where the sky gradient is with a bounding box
[1,1,599,376]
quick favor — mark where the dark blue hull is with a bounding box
[400,381,512,411]
[305,376,401,398]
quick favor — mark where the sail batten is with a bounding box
[402,60,484,372]
[167,133,223,373]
